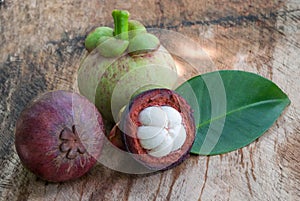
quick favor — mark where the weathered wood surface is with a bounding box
[0,0,299,200]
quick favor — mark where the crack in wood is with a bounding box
[153,173,164,201]
[40,9,299,50]
[146,11,281,29]
[239,149,245,169]
[245,170,253,197]
[165,166,181,201]
[123,178,134,201]
[198,157,210,201]
[249,146,256,182]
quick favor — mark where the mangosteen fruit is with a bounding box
[77,10,178,124]
[119,88,195,171]
[15,90,105,182]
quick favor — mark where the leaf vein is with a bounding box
[197,98,288,128]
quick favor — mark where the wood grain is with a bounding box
[0,0,299,200]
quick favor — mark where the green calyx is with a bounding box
[128,20,147,38]
[85,27,113,53]
[97,37,129,58]
[128,33,160,55]
[84,10,160,57]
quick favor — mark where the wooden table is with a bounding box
[1,0,299,200]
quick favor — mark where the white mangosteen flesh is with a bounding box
[137,106,187,157]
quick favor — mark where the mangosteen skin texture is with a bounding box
[15,90,105,182]
[120,88,196,171]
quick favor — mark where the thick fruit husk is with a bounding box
[78,46,177,124]
[108,124,127,151]
[120,88,196,171]
[15,90,105,182]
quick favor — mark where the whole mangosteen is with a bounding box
[15,90,105,182]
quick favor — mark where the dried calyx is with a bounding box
[59,125,87,159]
[119,88,196,170]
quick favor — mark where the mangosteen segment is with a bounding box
[136,106,187,158]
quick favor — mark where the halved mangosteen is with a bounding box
[119,88,196,171]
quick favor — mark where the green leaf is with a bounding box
[175,70,290,155]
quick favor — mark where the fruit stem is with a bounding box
[112,10,129,40]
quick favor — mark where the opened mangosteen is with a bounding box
[15,90,105,182]
[119,88,195,171]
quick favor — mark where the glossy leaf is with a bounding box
[175,70,290,155]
